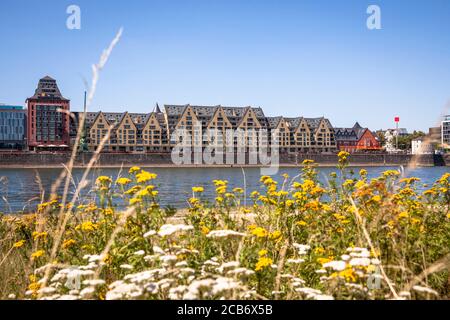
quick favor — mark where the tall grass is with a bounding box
[0,155,448,300]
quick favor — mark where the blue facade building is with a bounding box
[0,104,27,150]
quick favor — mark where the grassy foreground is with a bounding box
[0,152,449,300]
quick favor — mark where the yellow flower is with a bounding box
[80,221,98,232]
[32,231,48,241]
[31,250,45,260]
[398,211,409,219]
[233,187,244,193]
[216,186,227,194]
[129,166,141,174]
[192,186,204,193]
[343,179,354,187]
[116,177,132,185]
[62,239,76,249]
[382,170,400,177]
[125,186,141,195]
[13,240,26,248]
[250,191,260,198]
[269,230,282,241]
[297,220,308,226]
[213,179,228,187]
[215,196,224,203]
[251,227,268,238]
[96,176,112,185]
[201,226,210,235]
[315,247,325,255]
[255,256,273,271]
[359,169,368,176]
[355,180,366,189]
[129,198,142,205]
[302,159,315,165]
[136,170,157,183]
[258,249,268,256]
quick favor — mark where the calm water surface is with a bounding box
[0,166,448,213]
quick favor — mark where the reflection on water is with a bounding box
[0,166,448,213]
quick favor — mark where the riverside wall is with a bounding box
[0,152,447,168]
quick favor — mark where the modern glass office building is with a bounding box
[0,104,26,150]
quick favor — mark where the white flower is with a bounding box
[287,258,305,264]
[120,264,134,270]
[158,224,194,237]
[293,244,310,255]
[7,294,16,299]
[82,279,106,286]
[349,258,371,267]
[134,250,145,256]
[206,230,246,239]
[80,287,95,298]
[143,230,157,238]
[106,282,143,300]
[323,260,347,271]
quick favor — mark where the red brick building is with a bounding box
[26,76,70,151]
[334,122,381,153]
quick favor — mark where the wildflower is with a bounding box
[80,221,98,232]
[216,186,227,194]
[233,187,244,193]
[359,169,368,176]
[251,227,268,238]
[136,170,157,183]
[96,176,112,185]
[116,177,132,185]
[343,179,354,187]
[32,231,48,241]
[192,186,204,193]
[302,159,315,165]
[62,239,76,249]
[269,230,282,241]
[382,170,400,177]
[31,250,45,260]
[158,224,194,237]
[13,240,26,248]
[398,211,409,219]
[129,198,142,205]
[206,230,246,239]
[258,249,268,256]
[297,220,308,226]
[213,180,228,187]
[255,256,273,272]
[315,247,326,255]
[323,260,347,271]
[129,166,141,174]
[201,226,210,235]
[250,191,260,198]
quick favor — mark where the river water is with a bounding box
[0,166,448,213]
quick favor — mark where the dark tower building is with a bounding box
[26,76,70,151]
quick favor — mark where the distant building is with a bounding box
[26,76,70,151]
[428,127,441,144]
[70,105,337,153]
[442,115,450,147]
[334,122,381,153]
[411,137,434,155]
[0,104,27,150]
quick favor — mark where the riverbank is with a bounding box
[0,152,447,168]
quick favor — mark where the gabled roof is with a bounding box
[266,116,283,129]
[27,76,69,101]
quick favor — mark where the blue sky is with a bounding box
[0,0,449,131]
